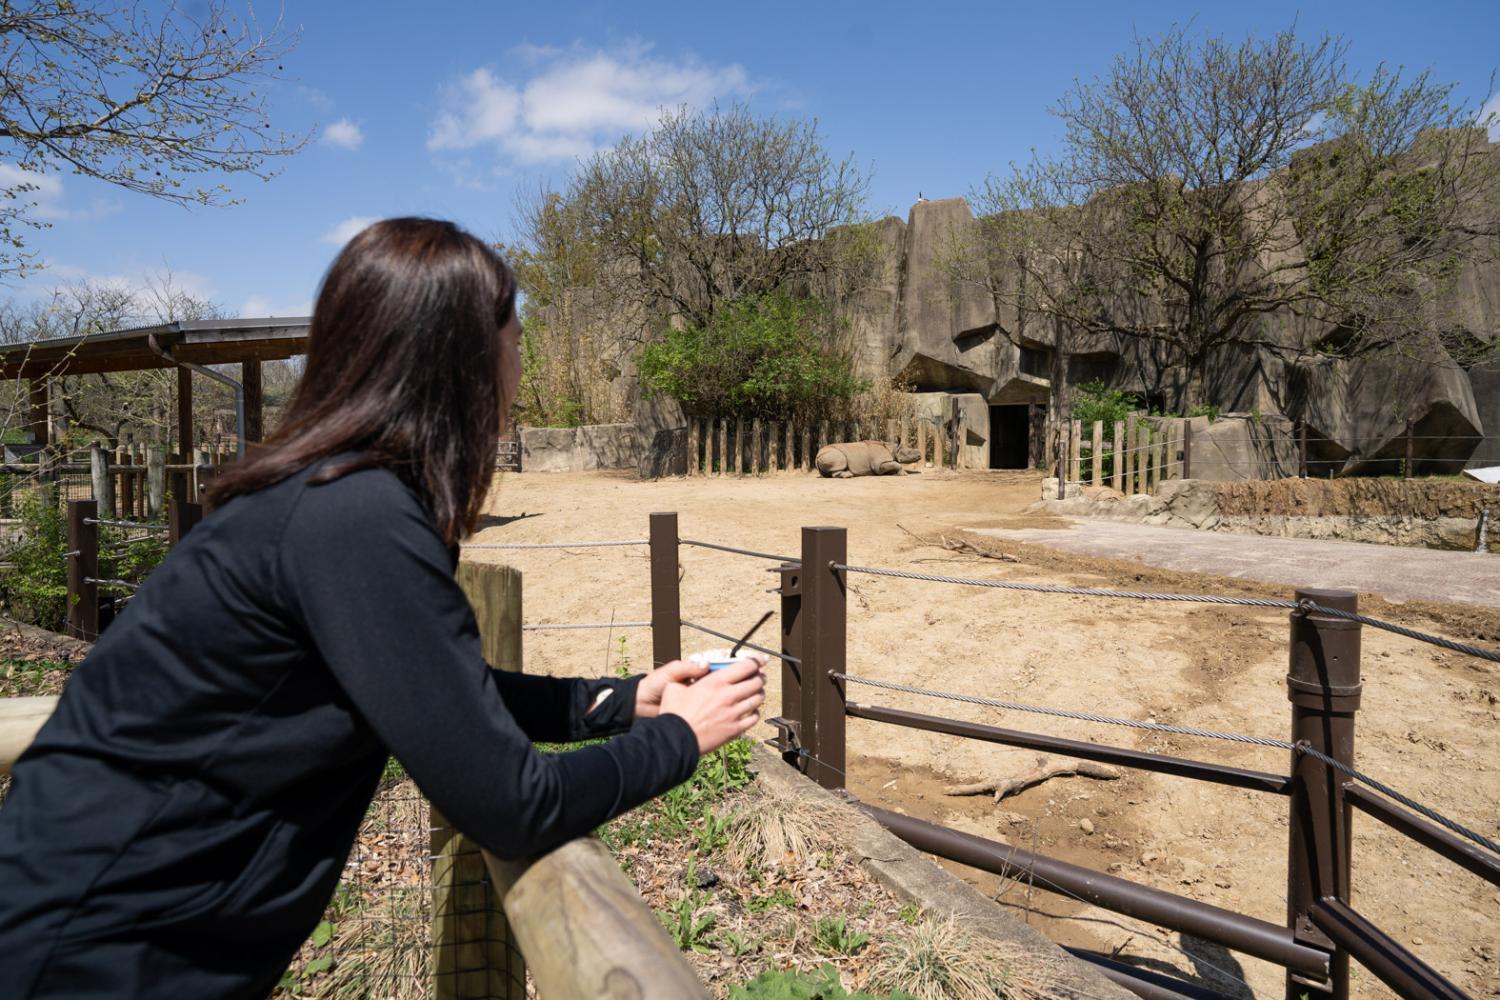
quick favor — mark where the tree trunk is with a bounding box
[1051,312,1070,479]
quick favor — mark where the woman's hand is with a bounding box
[634,660,708,719]
[657,656,768,755]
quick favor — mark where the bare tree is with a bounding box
[506,104,874,426]
[0,0,305,275]
[962,26,1499,409]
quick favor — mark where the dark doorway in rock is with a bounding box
[989,405,1031,469]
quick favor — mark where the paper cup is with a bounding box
[688,647,746,672]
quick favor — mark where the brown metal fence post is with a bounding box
[649,512,681,669]
[800,526,847,790]
[168,499,203,548]
[66,500,99,641]
[1285,588,1361,1000]
[778,561,804,772]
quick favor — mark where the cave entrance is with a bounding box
[988,405,1032,469]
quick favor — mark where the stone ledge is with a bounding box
[749,744,1134,1000]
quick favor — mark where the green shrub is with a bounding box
[0,494,168,634]
[1070,379,1136,427]
[730,964,915,999]
[637,294,868,422]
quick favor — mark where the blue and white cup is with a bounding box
[688,647,749,672]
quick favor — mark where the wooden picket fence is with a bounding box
[1067,415,1188,493]
[685,414,972,476]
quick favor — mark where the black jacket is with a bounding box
[0,460,699,998]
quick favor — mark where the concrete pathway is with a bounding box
[971,520,1500,606]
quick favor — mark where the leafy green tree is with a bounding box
[960,25,1499,408]
[636,294,868,421]
[0,0,304,275]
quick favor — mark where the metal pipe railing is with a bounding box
[844,702,1292,794]
[864,803,1330,979]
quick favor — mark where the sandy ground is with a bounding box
[468,469,1500,999]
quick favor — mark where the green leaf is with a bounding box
[309,920,334,948]
[301,955,333,977]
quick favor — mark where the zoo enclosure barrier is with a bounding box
[62,498,201,641]
[1,442,229,519]
[685,408,977,478]
[637,512,1498,1000]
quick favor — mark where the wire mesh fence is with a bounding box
[272,775,436,999]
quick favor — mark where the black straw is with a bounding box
[730,611,774,657]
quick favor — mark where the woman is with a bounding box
[0,218,766,998]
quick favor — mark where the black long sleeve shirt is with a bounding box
[0,459,699,999]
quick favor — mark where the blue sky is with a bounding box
[6,0,1500,321]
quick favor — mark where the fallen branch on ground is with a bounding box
[945,757,1123,802]
[896,523,1019,563]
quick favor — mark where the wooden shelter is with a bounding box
[0,317,309,458]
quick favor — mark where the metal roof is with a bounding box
[0,317,311,378]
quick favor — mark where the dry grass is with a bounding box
[871,917,1063,1000]
[725,779,865,873]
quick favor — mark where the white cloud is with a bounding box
[0,164,121,222]
[239,295,313,318]
[427,41,753,165]
[323,117,365,150]
[320,215,378,246]
[1479,92,1500,142]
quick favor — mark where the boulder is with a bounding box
[1155,479,1222,530]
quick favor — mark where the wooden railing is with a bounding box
[0,560,702,999]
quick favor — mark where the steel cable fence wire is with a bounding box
[681,538,801,564]
[832,563,1500,665]
[834,673,1500,858]
[522,621,651,631]
[680,619,799,665]
[461,539,647,549]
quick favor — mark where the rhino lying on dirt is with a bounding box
[815,441,922,478]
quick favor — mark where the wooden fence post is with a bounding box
[1285,588,1361,1000]
[752,419,763,475]
[1156,431,1168,488]
[1091,421,1103,486]
[1404,419,1414,479]
[1298,421,1308,479]
[146,447,166,518]
[65,500,98,641]
[732,418,744,476]
[785,422,794,473]
[434,562,526,1000]
[916,420,928,468]
[167,499,202,547]
[1123,415,1137,494]
[799,526,847,791]
[1112,420,1126,491]
[1183,421,1194,480]
[801,425,812,472]
[1134,419,1146,494]
[1068,420,1082,485]
[769,420,780,473]
[687,420,700,477]
[649,512,681,668]
[717,420,728,478]
[818,420,829,460]
[89,444,114,519]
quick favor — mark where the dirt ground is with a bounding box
[470,469,1500,999]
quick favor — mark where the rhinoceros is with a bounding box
[815,440,922,478]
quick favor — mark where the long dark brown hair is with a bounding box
[207,217,516,545]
